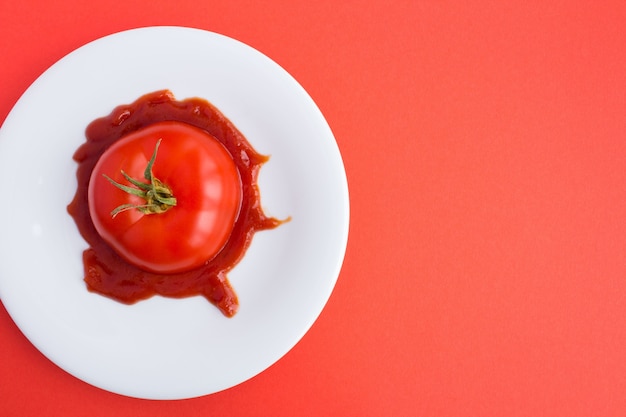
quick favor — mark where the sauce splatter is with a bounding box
[68,90,283,317]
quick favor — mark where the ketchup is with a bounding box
[67,90,283,317]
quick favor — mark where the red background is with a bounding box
[2,1,626,416]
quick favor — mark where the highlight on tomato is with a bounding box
[87,121,243,274]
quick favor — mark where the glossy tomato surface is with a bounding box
[88,121,242,274]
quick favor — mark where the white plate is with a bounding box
[0,27,349,399]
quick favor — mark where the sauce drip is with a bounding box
[67,90,283,317]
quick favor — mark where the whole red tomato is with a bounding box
[88,121,242,274]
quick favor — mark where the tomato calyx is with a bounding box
[103,139,177,217]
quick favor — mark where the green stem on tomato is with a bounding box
[103,139,177,217]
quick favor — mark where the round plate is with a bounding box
[0,27,349,399]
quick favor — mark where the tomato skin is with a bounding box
[88,121,242,274]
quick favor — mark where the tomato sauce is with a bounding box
[67,90,283,317]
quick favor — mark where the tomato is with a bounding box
[88,121,242,274]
